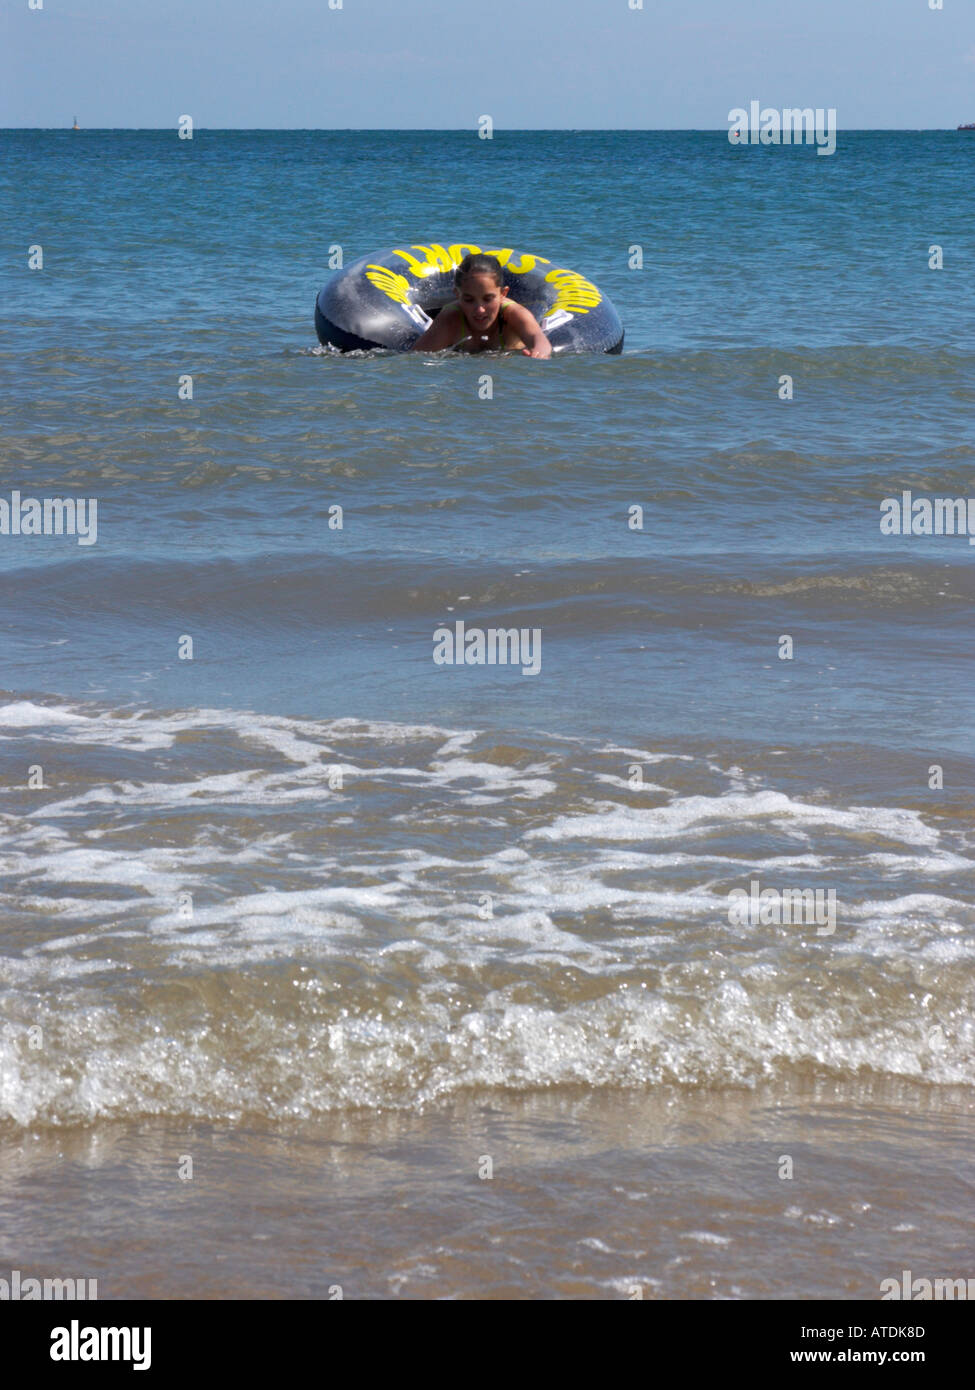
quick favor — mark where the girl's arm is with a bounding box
[410,304,462,352]
[503,301,553,358]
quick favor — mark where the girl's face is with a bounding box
[456,272,508,328]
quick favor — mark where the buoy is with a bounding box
[315,241,624,354]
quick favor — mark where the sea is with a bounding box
[1,129,973,1300]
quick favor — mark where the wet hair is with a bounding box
[454,253,505,289]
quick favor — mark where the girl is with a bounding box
[410,253,553,358]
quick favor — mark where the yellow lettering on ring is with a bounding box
[502,252,552,275]
[391,243,455,277]
[545,267,601,315]
[447,243,483,264]
[365,264,413,305]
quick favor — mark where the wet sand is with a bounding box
[2,1077,972,1300]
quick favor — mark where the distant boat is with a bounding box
[958,122,975,130]
[72,117,80,130]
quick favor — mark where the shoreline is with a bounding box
[3,1077,971,1300]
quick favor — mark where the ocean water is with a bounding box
[1,130,974,1299]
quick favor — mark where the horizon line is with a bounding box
[2,125,970,132]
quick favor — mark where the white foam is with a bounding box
[528,791,941,847]
[848,893,971,920]
[594,774,667,791]
[2,952,974,1124]
[0,701,90,727]
[2,697,973,1123]
[596,745,694,764]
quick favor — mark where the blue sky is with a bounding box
[3,0,973,128]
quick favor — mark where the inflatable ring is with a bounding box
[315,240,624,354]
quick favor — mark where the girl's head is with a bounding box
[454,253,508,326]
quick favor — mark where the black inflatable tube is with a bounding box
[315,241,624,354]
